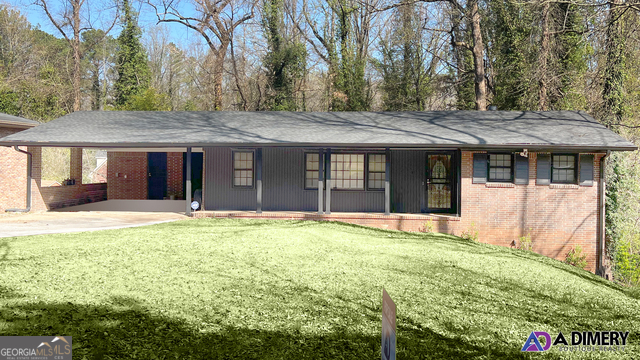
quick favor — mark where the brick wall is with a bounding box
[69,147,83,184]
[167,152,184,199]
[0,127,27,211]
[28,146,47,211]
[107,152,148,199]
[108,152,186,200]
[450,151,602,272]
[40,183,107,209]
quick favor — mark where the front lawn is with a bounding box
[0,219,638,359]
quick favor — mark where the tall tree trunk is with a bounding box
[72,0,81,111]
[538,1,550,111]
[469,0,487,111]
[603,0,625,127]
[213,43,229,111]
[91,66,100,110]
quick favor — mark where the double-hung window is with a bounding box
[488,153,513,182]
[331,153,364,190]
[368,154,386,190]
[551,154,577,183]
[233,151,254,187]
[305,153,321,189]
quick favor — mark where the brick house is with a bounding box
[0,113,39,212]
[0,110,635,274]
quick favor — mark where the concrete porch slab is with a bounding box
[57,199,188,212]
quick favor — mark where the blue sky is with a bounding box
[4,0,195,44]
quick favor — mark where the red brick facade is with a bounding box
[107,152,187,200]
[107,152,148,199]
[70,148,83,184]
[167,152,184,199]
[454,151,601,272]
[0,127,29,211]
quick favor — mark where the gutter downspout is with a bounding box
[5,146,32,213]
[597,150,611,278]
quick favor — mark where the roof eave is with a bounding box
[0,122,37,129]
[0,140,635,152]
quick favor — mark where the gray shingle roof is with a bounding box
[0,113,39,128]
[0,110,635,151]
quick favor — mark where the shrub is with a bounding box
[460,222,479,242]
[606,150,640,286]
[613,240,640,286]
[565,245,588,270]
[518,230,533,251]
[422,220,434,233]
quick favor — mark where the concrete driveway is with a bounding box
[0,211,187,238]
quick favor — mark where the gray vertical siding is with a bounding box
[204,147,257,210]
[204,147,387,212]
[391,150,425,213]
[330,191,384,212]
[263,148,317,211]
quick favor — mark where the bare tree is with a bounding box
[446,0,486,110]
[149,0,257,110]
[33,0,117,111]
[375,0,488,110]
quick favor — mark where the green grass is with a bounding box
[0,219,638,359]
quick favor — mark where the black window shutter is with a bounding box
[515,154,529,185]
[473,153,487,184]
[537,154,551,185]
[580,154,594,186]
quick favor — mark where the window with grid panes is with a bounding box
[368,154,385,189]
[488,153,513,182]
[233,151,253,187]
[305,153,321,189]
[331,153,364,190]
[552,155,576,183]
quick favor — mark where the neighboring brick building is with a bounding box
[0,110,635,274]
[0,113,40,212]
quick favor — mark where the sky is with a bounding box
[4,0,196,44]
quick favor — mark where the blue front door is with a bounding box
[148,152,167,200]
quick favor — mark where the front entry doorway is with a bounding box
[183,152,204,202]
[148,152,167,200]
[424,152,457,214]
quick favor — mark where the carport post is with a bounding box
[325,148,331,214]
[256,148,262,213]
[186,147,192,216]
[385,147,391,215]
[318,149,324,214]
